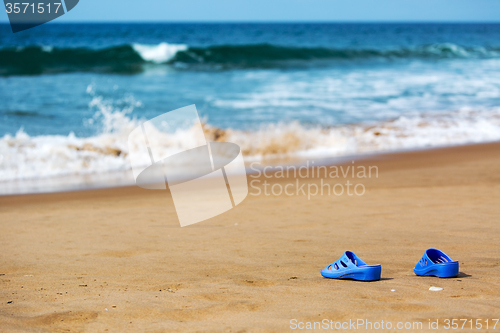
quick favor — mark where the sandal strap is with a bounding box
[326,251,364,270]
[418,248,453,267]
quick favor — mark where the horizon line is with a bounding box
[2,20,500,25]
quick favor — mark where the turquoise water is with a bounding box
[1,23,500,185]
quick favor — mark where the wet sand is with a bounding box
[1,143,500,332]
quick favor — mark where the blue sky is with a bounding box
[2,0,500,22]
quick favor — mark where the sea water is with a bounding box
[1,23,500,193]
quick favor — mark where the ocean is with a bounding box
[1,23,500,193]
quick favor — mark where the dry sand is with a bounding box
[1,143,500,332]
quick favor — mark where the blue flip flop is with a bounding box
[414,248,459,278]
[321,251,381,281]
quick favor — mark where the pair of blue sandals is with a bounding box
[321,248,459,281]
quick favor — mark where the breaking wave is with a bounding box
[1,102,500,184]
[1,42,500,75]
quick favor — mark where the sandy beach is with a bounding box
[1,142,500,332]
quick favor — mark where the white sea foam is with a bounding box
[229,109,500,159]
[0,95,204,184]
[2,104,500,194]
[132,42,188,63]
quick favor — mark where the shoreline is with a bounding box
[2,140,500,197]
